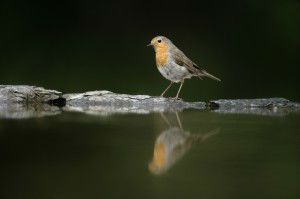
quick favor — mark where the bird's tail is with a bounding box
[200,70,221,82]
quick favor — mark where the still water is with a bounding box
[0,110,299,199]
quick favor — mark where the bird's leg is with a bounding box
[160,82,174,97]
[175,112,183,129]
[159,112,171,127]
[175,80,184,99]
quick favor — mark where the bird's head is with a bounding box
[147,36,171,51]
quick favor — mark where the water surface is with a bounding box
[0,111,299,199]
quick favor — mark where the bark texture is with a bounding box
[63,91,206,115]
[209,98,300,116]
[0,85,62,103]
[1,85,299,118]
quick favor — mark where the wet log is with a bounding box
[0,85,62,104]
[1,85,300,118]
[0,85,63,119]
[63,91,206,114]
[209,98,300,116]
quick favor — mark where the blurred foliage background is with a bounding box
[0,0,299,101]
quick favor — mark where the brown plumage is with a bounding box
[171,46,221,81]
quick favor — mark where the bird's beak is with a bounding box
[147,43,152,47]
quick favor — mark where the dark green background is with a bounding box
[1,0,299,101]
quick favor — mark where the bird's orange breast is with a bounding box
[155,43,169,67]
[148,143,166,172]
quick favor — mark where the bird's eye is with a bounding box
[157,39,161,43]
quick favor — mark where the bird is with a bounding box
[148,36,221,99]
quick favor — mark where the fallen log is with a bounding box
[63,91,206,114]
[209,98,300,116]
[0,85,299,118]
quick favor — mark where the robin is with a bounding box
[148,36,221,99]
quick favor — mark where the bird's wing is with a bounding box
[171,48,221,82]
[171,48,203,74]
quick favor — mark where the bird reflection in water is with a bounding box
[148,112,219,175]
